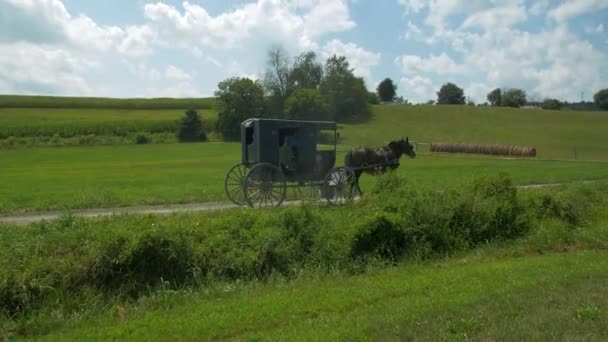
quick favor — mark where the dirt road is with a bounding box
[0,181,595,226]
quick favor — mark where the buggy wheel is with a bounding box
[296,183,322,202]
[323,167,356,205]
[224,163,249,205]
[244,163,287,208]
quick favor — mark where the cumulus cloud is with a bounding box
[395,53,467,75]
[0,42,93,95]
[0,0,153,56]
[548,0,608,22]
[143,0,355,52]
[165,65,193,82]
[399,76,436,103]
[394,0,607,103]
[321,39,381,81]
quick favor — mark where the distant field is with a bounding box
[1,142,607,213]
[0,108,217,139]
[1,98,607,160]
[341,105,608,160]
[0,95,215,109]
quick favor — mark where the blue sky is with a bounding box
[1,0,607,103]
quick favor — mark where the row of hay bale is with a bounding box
[430,142,537,157]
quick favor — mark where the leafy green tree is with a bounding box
[177,109,206,142]
[436,82,465,105]
[594,88,608,110]
[487,88,502,106]
[376,78,397,102]
[290,51,323,89]
[284,88,331,121]
[541,98,561,110]
[319,55,371,122]
[367,91,380,104]
[264,45,292,115]
[215,77,266,141]
[501,88,527,107]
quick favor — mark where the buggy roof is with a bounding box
[241,118,336,131]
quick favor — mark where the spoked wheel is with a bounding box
[296,183,323,203]
[244,163,287,208]
[224,163,249,205]
[323,167,357,205]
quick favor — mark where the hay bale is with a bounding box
[429,142,537,157]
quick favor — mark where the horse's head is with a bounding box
[389,137,416,159]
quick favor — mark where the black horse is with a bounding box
[344,137,416,193]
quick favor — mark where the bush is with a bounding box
[177,109,207,142]
[1,175,606,320]
[541,98,561,110]
[135,134,149,144]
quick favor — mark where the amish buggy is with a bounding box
[224,118,416,208]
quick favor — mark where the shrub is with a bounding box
[135,134,149,144]
[177,109,207,142]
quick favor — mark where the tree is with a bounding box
[215,77,266,141]
[284,88,331,121]
[367,91,380,104]
[594,88,608,110]
[263,45,292,115]
[290,51,323,89]
[501,88,527,107]
[436,82,465,105]
[426,100,435,105]
[541,98,561,110]
[467,99,476,106]
[376,78,397,102]
[487,88,502,106]
[178,109,206,142]
[319,55,371,122]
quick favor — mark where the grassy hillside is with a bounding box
[39,250,608,341]
[1,143,608,213]
[341,104,608,160]
[0,95,215,109]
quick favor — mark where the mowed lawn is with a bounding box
[1,142,608,213]
[341,105,608,160]
[40,250,608,341]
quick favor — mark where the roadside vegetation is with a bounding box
[1,173,607,339]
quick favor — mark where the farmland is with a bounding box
[1,96,607,340]
[1,143,608,213]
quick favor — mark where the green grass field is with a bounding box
[1,143,607,213]
[23,248,608,340]
[341,105,608,160]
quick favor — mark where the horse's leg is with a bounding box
[353,169,363,196]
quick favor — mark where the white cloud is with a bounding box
[596,23,605,33]
[165,65,193,82]
[529,0,549,16]
[399,76,436,103]
[548,0,608,22]
[397,0,426,14]
[0,0,154,56]
[395,53,467,75]
[394,1,607,103]
[0,42,93,95]
[321,39,381,81]
[144,0,355,52]
[124,61,162,82]
[404,20,423,40]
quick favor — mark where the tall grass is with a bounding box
[1,174,606,320]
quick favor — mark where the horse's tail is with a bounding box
[344,150,353,167]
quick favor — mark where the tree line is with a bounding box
[436,82,608,111]
[215,46,374,140]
